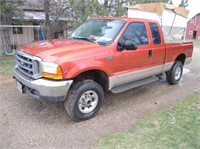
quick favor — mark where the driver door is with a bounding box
[113,22,152,85]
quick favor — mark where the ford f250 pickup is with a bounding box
[13,17,193,121]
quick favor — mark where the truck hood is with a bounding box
[20,39,102,63]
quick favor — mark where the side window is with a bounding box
[120,22,148,46]
[150,23,161,44]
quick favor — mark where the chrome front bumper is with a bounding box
[13,67,73,102]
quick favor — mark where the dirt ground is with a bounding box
[0,47,200,149]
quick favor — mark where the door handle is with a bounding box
[148,50,152,58]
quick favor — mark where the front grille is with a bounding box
[16,50,41,79]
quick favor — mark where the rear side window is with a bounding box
[150,23,161,44]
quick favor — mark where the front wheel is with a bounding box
[166,61,183,85]
[64,79,104,121]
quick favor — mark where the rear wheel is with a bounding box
[166,61,183,85]
[64,79,104,121]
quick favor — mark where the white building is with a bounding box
[127,3,189,39]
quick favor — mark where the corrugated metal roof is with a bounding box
[24,11,45,20]
[23,0,44,11]
[23,11,70,21]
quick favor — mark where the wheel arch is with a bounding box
[175,54,186,65]
[73,69,109,92]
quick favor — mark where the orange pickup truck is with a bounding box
[13,17,193,121]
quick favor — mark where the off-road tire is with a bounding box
[166,61,183,85]
[64,79,104,121]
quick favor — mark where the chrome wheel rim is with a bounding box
[78,90,98,114]
[174,66,182,80]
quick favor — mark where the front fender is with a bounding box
[62,60,112,79]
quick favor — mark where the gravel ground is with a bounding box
[0,47,200,149]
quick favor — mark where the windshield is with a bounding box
[71,19,126,45]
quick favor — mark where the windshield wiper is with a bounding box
[72,37,96,43]
[68,35,74,39]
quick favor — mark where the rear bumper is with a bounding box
[13,67,73,102]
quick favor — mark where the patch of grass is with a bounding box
[0,56,16,77]
[95,94,200,149]
[193,40,200,47]
[0,49,16,77]
[0,49,3,57]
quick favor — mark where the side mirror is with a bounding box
[124,40,137,50]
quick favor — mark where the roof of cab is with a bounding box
[91,17,159,23]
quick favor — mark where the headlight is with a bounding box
[42,62,63,80]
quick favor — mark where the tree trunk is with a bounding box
[82,0,89,21]
[104,0,109,7]
[0,17,11,56]
[44,0,51,39]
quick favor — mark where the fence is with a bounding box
[0,25,44,55]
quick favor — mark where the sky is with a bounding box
[172,0,200,20]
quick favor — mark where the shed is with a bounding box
[127,3,189,39]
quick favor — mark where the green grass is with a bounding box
[95,94,200,149]
[193,40,200,47]
[0,49,16,77]
[0,49,4,57]
[0,56,16,77]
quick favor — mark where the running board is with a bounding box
[111,76,159,93]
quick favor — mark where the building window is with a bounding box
[190,19,194,23]
[55,31,64,39]
[13,25,23,34]
[189,31,193,35]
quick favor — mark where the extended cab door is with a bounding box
[112,22,152,86]
[148,22,166,73]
